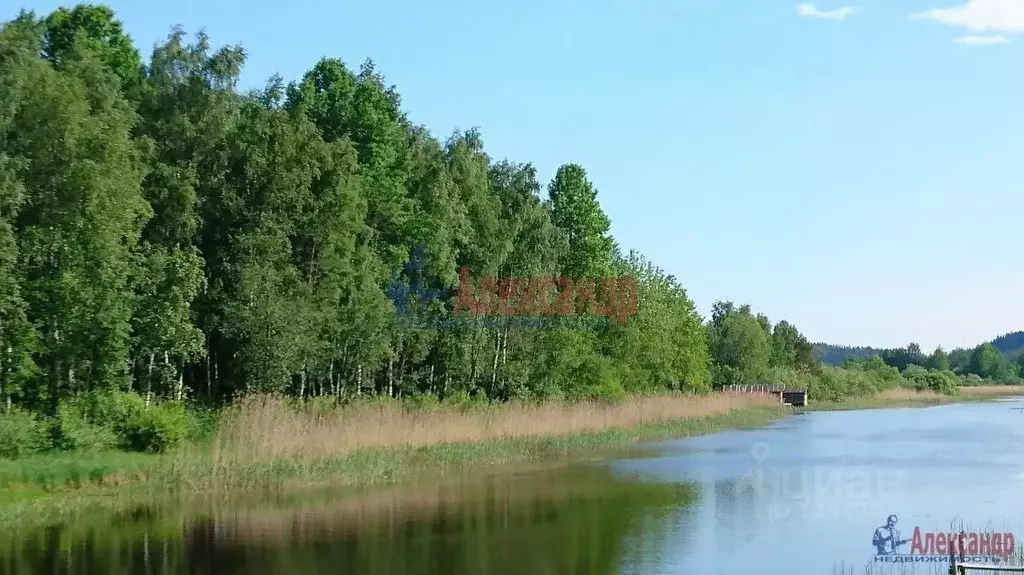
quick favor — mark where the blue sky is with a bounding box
[11,0,1024,350]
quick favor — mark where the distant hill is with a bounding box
[991,331,1024,359]
[813,330,1024,366]
[811,344,884,366]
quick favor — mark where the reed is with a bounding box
[212,391,780,461]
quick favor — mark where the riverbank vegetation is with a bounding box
[1,5,1022,505]
[0,392,786,527]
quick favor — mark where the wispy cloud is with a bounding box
[911,0,1024,41]
[796,3,860,20]
[954,34,1010,44]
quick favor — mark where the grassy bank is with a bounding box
[3,385,1023,528]
[0,392,785,526]
[809,385,1024,411]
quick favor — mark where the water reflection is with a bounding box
[1,465,692,575]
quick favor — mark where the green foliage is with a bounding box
[0,5,1018,466]
[51,401,118,452]
[118,401,192,453]
[902,365,958,395]
[808,366,883,403]
[42,4,143,96]
[707,303,771,387]
[969,343,1004,379]
[925,347,950,372]
[547,164,614,279]
[0,408,49,459]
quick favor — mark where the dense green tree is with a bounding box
[770,320,814,370]
[42,4,143,98]
[0,17,38,409]
[707,302,771,387]
[4,16,149,411]
[926,347,950,372]
[880,344,927,372]
[968,343,1004,380]
[547,163,614,279]
[0,4,1017,440]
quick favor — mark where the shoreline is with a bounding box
[2,387,1022,529]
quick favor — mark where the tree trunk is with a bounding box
[356,363,363,396]
[329,360,335,396]
[491,328,500,393]
[205,335,212,399]
[166,351,183,401]
[502,326,509,368]
[0,347,5,414]
[48,329,62,416]
[397,339,406,397]
[145,352,154,410]
[387,357,394,398]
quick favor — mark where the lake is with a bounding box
[4,398,1024,574]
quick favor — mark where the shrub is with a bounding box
[901,366,959,395]
[120,401,192,453]
[51,401,118,452]
[0,408,50,459]
[441,389,480,412]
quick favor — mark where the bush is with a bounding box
[404,392,441,411]
[51,401,118,452]
[903,366,958,396]
[52,391,197,453]
[571,356,625,401]
[119,401,192,453]
[441,389,481,411]
[0,408,50,459]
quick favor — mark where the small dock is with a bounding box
[721,384,808,407]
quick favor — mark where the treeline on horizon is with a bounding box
[814,332,1024,384]
[0,6,1018,457]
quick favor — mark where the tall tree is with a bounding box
[770,320,814,370]
[42,4,143,99]
[7,21,149,410]
[968,343,1004,380]
[926,347,950,372]
[707,302,771,387]
[547,163,614,279]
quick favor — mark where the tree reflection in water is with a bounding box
[2,464,693,575]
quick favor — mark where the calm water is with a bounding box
[4,398,1024,575]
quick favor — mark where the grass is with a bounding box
[809,385,1024,411]
[2,384,1022,529]
[0,392,785,527]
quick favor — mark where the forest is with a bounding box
[0,5,1020,457]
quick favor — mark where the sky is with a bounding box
[9,0,1024,351]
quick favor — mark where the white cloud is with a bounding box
[954,33,1011,43]
[911,0,1024,33]
[797,3,860,20]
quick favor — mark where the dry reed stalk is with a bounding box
[878,388,944,401]
[213,392,779,461]
[959,385,1024,397]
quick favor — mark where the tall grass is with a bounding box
[179,391,785,492]
[0,392,787,526]
[212,391,781,460]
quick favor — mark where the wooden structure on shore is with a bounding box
[721,384,808,407]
